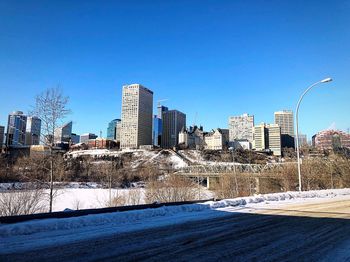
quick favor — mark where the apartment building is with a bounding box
[312,129,350,150]
[228,113,254,143]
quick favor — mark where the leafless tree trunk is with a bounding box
[31,87,70,212]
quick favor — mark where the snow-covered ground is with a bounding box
[3,189,350,261]
[1,188,350,237]
[0,185,215,212]
[67,148,188,169]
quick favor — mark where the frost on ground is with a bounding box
[1,188,350,241]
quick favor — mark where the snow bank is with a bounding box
[1,188,350,238]
[208,188,350,209]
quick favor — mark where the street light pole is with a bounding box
[295,77,332,192]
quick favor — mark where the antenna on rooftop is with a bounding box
[100,130,102,138]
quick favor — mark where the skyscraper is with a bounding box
[228,113,254,143]
[25,116,41,145]
[120,84,153,149]
[54,121,72,143]
[153,105,168,147]
[6,111,27,146]
[107,119,121,140]
[161,109,186,148]
[267,124,282,156]
[274,110,294,148]
[274,110,294,137]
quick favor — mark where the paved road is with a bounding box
[2,198,350,262]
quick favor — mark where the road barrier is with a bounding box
[0,198,215,224]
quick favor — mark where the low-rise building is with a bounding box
[232,139,251,150]
[80,133,98,143]
[204,128,229,150]
[86,138,118,149]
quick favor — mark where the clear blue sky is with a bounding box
[1,0,349,140]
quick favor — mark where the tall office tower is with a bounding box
[267,124,282,156]
[54,121,73,143]
[161,110,186,148]
[0,126,4,147]
[120,84,153,149]
[107,119,121,140]
[153,105,168,146]
[253,124,267,151]
[274,110,294,136]
[6,111,27,146]
[274,110,294,148]
[253,123,281,156]
[116,121,122,142]
[25,116,41,145]
[228,113,254,143]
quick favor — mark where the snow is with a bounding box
[1,188,350,239]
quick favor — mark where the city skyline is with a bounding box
[1,1,350,139]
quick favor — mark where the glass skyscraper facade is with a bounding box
[107,119,121,140]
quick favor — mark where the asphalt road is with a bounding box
[2,198,350,262]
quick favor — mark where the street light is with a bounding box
[295,77,333,192]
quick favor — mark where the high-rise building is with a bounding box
[253,124,268,151]
[274,110,294,137]
[161,109,186,148]
[253,123,281,156]
[116,121,122,142]
[153,105,168,146]
[54,121,72,143]
[107,119,121,140]
[80,133,98,143]
[25,116,41,145]
[267,124,282,156]
[0,126,4,147]
[228,113,254,143]
[120,84,153,149]
[6,111,27,146]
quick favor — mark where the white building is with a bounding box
[120,84,153,149]
[228,113,254,143]
[204,128,229,150]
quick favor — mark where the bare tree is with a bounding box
[31,87,70,212]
